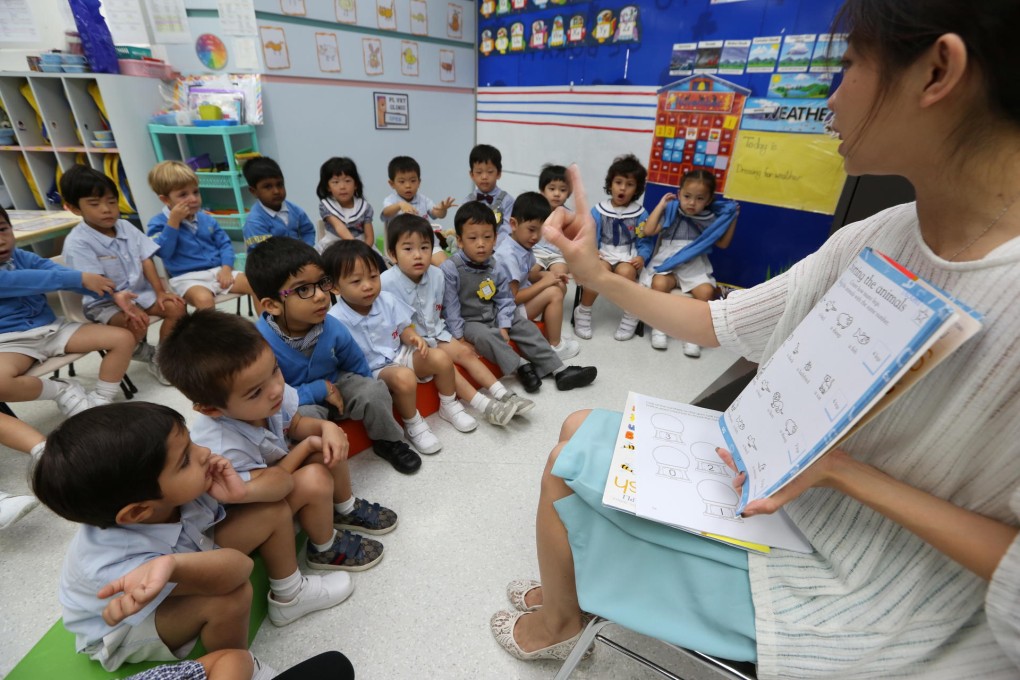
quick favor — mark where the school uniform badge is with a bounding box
[476,278,497,300]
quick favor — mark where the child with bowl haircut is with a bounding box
[440,202,597,394]
[33,402,353,671]
[246,236,422,475]
[159,310,396,572]
[381,214,531,425]
[242,156,316,251]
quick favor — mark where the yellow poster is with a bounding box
[724,130,846,214]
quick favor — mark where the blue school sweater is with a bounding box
[0,249,93,334]
[242,201,315,251]
[147,210,236,278]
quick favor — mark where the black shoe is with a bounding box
[516,363,542,393]
[373,440,422,474]
[555,365,597,391]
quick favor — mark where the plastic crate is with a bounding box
[196,171,243,189]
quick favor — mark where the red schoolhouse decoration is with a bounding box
[647,74,750,193]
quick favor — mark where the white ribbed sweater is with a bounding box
[709,203,1020,679]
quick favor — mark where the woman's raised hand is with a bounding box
[541,165,604,289]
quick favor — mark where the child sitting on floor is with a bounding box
[494,192,579,360]
[32,402,353,671]
[246,236,422,475]
[324,240,477,456]
[441,202,597,394]
[242,157,316,251]
[381,214,531,426]
[146,160,255,310]
[61,164,185,384]
[532,164,572,281]
[380,156,456,266]
[0,206,135,416]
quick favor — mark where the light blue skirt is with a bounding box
[552,409,757,662]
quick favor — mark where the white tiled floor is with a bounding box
[0,289,744,679]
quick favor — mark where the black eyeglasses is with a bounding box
[280,276,334,299]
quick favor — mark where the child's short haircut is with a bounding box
[0,205,9,225]
[469,144,502,172]
[246,236,324,302]
[322,239,381,281]
[317,157,364,200]
[242,156,283,188]
[386,213,434,253]
[680,168,717,195]
[158,309,269,407]
[453,201,498,236]
[388,156,421,180]
[538,164,568,191]
[603,154,647,199]
[59,165,119,207]
[148,160,199,196]
[32,403,185,529]
[511,192,552,224]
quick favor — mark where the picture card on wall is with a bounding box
[510,21,525,52]
[316,32,341,72]
[614,5,639,42]
[719,39,750,74]
[669,42,697,76]
[400,41,420,76]
[529,19,548,49]
[448,3,464,38]
[259,26,290,69]
[217,0,258,36]
[440,49,455,81]
[810,34,848,72]
[363,37,384,75]
[335,0,357,24]
[480,29,494,55]
[378,0,398,30]
[374,92,409,130]
[694,41,723,73]
[777,34,815,72]
[410,0,428,35]
[746,36,780,72]
[280,0,306,15]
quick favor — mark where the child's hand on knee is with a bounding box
[98,554,175,626]
[318,424,349,466]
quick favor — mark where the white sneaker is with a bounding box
[147,358,172,386]
[250,655,278,680]
[267,572,354,627]
[552,336,581,360]
[682,342,702,358]
[572,306,593,339]
[52,378,90,416]
[614,313,639,341]
[439,400,478,433]
[0,492,39,529]
[405,417,442,454]
[87,391,114,409]
[651,329,668,350]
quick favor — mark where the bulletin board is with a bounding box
[478,0,853,289]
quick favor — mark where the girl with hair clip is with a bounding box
[491,1,1020,677]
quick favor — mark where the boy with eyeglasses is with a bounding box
[245,237,422,475]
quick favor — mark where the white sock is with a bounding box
[269,568,303,603]
[334,496,355,516]
[38,379,62,400]
[403,411,424,426]
[551,339,565,351]
[93,379,120,400]
[311,528,338,553]
[488,381,508,400]
[470,392,492,412]
[577,304,592,315]
[439,392,457,406]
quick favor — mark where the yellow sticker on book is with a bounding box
[476,277,497,300]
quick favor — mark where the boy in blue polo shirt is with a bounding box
[241,156,315,251]
[33,402,353,671]
[61,165,186,385]
[146,160,254,310]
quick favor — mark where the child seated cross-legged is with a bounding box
[324,240,475,456]
[146,161,255,310]
[494,192,579,360]
[381,156,456,267]
[32,402,353,672]
[381,214,531,427]
[159,310,395,572]
[60,165,186,385]
[246,236,422,475]
[0,206,135,416]
[242,156,316,252]
[441,202,597,395]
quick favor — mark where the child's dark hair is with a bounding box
[469,144,502,172]
[679,169,716,196]
[246,236,324,302]
[59,164,119,207]
[242,156,283,188]
[538,164,568,191]
[158,309,270,407]
[603,154,647,199]
[322,239,381,282]
[317,157,364,201]
[511,192,552,224]
[388,156,421,180]
[386,213,434,254]
[32,403,185,529]
[453,201,498,236]
[0,205,9,225]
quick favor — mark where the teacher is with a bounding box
[489,0,1020,677]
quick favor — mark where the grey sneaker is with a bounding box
[482,395,518,426]
[500,391,535,417]
[306,529,384,571]
[131,341,155,362]
[334,497,398,535]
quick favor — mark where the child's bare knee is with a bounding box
[295,463,334,498]
[217,581,253,620]
[107,326,137,352]
[392,368,417,394]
